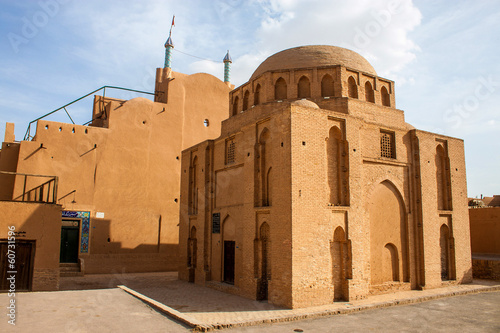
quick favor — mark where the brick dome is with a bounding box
[250,45,376,80]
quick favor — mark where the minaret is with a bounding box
[164,37,174,68]
[223,50,232,85]
[155,16,175,103]
[164,15,175,69]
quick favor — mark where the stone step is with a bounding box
[59,263,82,276]
[60,271,84,277]
[60,263,79,267]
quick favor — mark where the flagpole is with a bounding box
[169,15,175,38]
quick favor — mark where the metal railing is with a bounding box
[0,171,58,204]
[23,86,155,141]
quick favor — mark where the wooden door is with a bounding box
[1,240,35,291]
[223,241,235,284]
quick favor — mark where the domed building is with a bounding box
[178,45,472,308]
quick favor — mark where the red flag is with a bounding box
[172,15,175,27]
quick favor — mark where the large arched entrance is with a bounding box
[368,180,409,287]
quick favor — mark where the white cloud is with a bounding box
[247,0,422,80]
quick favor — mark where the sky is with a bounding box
[0,0,498,197]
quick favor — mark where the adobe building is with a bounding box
[178,45,473,308]
[0,37,231,289]
[469,195,500,280]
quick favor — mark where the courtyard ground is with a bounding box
[1,272,499,332]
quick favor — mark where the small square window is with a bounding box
[380,130,395,159]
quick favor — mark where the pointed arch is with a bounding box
[436,144,451,210]
[365,81,375,103]
[321,74,335,97]
[327,126,342,205]
[256,128,272,207]
[254,84,261,105]
[266,167,272,206]
[332,226,351,301]
[275,77,287,100]
[368,180,409,286]
[189,156,198,215]
[384,243,399,282]
[243,90,250,111]
[297,76,311,98]
[222,215,235,241]
[440,224,450,280]
[232,96,239,116]
[327,126,349,206]
[348,76,358,99]
[381,86,390,107]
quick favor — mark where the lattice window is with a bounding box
[226,138,236,164]
[380,131,395,159]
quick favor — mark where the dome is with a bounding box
[250,45,376,80]
[291,100,319,109]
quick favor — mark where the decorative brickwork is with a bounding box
[380,131,395,159]
[179,45,472,309]
[225,139,236,165]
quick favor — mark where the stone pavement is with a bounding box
[58,272,500,331]
[0,287,190,332]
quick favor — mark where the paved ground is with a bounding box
[224,291,500,332]
[0,288,190,332]
[1,272,499,332]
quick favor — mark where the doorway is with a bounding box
[60,220,80,263]
[0,240,35,291]
[223,241,235,284]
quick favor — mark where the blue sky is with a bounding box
[0,0,498,197]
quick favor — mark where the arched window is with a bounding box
[381,86,390,107]
[254,84,261,105]
[232,96,239,116]
[348,76,358,99]
[327,126,342,205]
[436,145,451,210]
[189,156,198,215]
[255,128,272,207]
[321,74,334,97]
[243,90,250,111]
[297,76,311,98]
[365,81,375,103]
[440,224,450,280]
[275,77,287,100]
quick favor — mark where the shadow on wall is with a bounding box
[88,218,178,254]
[0,202,61,291]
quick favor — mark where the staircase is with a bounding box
[60,263,83,277]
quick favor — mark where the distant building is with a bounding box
[469,194,500,280]
[178,45,473,308]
